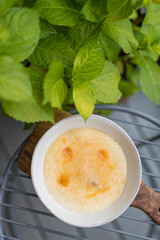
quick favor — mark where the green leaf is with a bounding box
[134,31,148,49]
[129,9,138,20]
[143,2,160,40]
[72,41,105,86]
[34,0,80,26]
[29,34,76,69]
[51,25,69,35]
[138,49,158,61]
[115,60,124,75]
[64,88,73,105]
[126,63,139,84]
[149,0,160,4]
[82,0,107,22]
[107,0,143,21]
[75,0,86,5]
[23,0,37,8]
[100,32,120,61]
[40,19,56,39]
[73,84,95,120]
[140,57,160,104]
[132,23,140,32]
[140,24,156,44]
[81,0,99,22]
[43,60,67,108]
[0,56,32,102]
[138,24,158,56]
[73,60,121,119]
[2,68,55,123]
[0,0,16,15]
[91,61,122,103]
[13,0,23,7]
[68,21,101,51]
[23,122,34,130]
[89,0,107,18]
[152,39,160,54]
[0,18,9,47]
[130,53,142,66]
[119,81,139,97]
[0,8,40,62]
[143,0,149,4]
[102,18,138,54]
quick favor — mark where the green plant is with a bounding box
[0,0,160,123]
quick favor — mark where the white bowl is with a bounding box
[31,114,142,227]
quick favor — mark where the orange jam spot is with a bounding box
[62,137,66,144]
[62,147,73,160]
[98,149,108,160]
[85,186,110,199]
[108,165,114,170]
[57,174,69,187]
[73,172,81,177]
[62,159,70,166]
[86,185,92,191]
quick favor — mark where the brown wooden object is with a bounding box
[131,181,160,224]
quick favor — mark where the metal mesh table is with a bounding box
[0,105,160,240]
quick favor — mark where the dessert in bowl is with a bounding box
[44,127,127,213]
[31,114,141,227]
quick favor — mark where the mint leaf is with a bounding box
[2,68,54,123]
[140,24,156,44]
[89,0,107,18]
[0,18,9,47]
[0,0,16,15]
[64,88,73,105]
[149,0,160,5]
[43,60,68,108]
[139,49,158,61]
[100,32,120,61]
[29,34,76,69]
[72,41,105,86]
[126,63,139,84]
[73,60,121,119]
[73,84,95,120]
[152,39,160,54]
[34,0,80,26]
[0,8,40,62]
[134,31,148,49]
[143,2,160,40]
[119,81,139,97]
[23,0,37,8]
[40,19,56,39]
[91,61,121,103]
[102,18,138,54]
[82,0,99,22]
[0,56,32,102]
[129,9,138,20]
[13,0,23,7]
[82,0,107,22]
[107,0,143,21]
[115,60,124,75]
[68,21,101,51]
[75,0,86,5]
[140,57,160,104]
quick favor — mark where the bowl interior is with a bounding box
[31,115,142,227]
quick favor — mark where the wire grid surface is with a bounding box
[0,105,160,240]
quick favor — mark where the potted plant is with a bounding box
[0,0,160,124]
